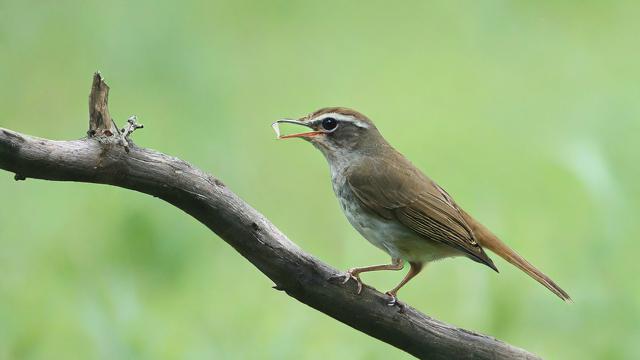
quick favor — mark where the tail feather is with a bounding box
[461,211,571,302]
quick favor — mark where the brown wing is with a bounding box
[346,156,497,271]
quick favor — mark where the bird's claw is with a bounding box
[331,270,363,294]
[385,291,397,306]
[345,270,364,294]
[385,291,403,308]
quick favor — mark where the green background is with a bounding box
[1,1,638,359]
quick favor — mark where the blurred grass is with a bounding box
[1,0,639,359]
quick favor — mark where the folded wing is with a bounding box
[346,156,497,271]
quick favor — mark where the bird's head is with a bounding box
[273,107,384,161]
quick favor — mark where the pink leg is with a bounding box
[342,258,404,294]
[386,262,423,306]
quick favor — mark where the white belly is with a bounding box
[334,180,458,263]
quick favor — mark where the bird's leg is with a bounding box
[334,258,404,294]
[385,262,423,306]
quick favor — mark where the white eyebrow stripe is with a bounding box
[314,112,370,128]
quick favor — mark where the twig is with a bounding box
[119,115,144,152]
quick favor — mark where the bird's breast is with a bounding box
[331,172,459,263]
[332,176,411,258]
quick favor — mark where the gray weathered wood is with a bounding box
[0,74,541,360]
[88,72,118,137]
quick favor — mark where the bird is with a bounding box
[272,107,571,306]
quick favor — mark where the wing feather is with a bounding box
[346,156,496,270]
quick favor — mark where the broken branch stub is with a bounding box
[88,72,118,137]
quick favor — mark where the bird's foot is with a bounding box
[329,269,364,294]
[385,291,405,310]
[385,291,398,306]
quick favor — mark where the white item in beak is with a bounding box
[271,122,281,139]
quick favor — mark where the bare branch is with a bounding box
[0,74,541,360]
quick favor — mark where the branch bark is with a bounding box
[0,73,541,360]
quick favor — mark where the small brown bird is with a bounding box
[273,107,570,305]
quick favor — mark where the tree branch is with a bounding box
[0,73,540,360]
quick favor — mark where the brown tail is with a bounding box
[461,211,571,302]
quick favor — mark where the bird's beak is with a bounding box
[272,119,324,139]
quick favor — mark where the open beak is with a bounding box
[272,119,324,139]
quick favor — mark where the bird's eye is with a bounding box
[321,117,338,131]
